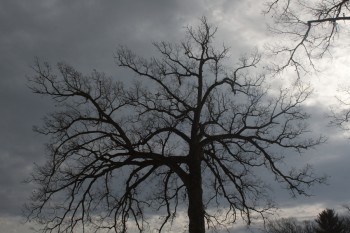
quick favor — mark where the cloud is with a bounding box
[0,216,37,233]
[1,0,350,232]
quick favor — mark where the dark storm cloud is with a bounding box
[251,97,350,218]
[0,0,243,219]
[1,0,187,71]
[1,0,349,232]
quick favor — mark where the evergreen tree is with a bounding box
[315,209,346,233]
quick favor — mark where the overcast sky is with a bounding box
[1,0,350,232]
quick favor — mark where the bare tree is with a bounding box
[265,218,314,233]
[265,0,350,75]
[266,218,302,233]
[265,0,350,139]
[26,18,325,233]
[329,88,350,131]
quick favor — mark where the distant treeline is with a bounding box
[266,207,350,233]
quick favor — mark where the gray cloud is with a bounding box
[1,0,349,232]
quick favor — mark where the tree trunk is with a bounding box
[187,150,205,233]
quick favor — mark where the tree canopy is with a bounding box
[26,18,325,233]
[266,208,350,233]
[315,209,346,233]
[265,0,350,76]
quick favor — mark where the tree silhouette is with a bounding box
[266,218,317,233]
[315,209,346,233]
[265,0,350,76]
[265,0,350,150]
[265,218,306,233]
[26,18,325,233]
[342,205,350,233]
